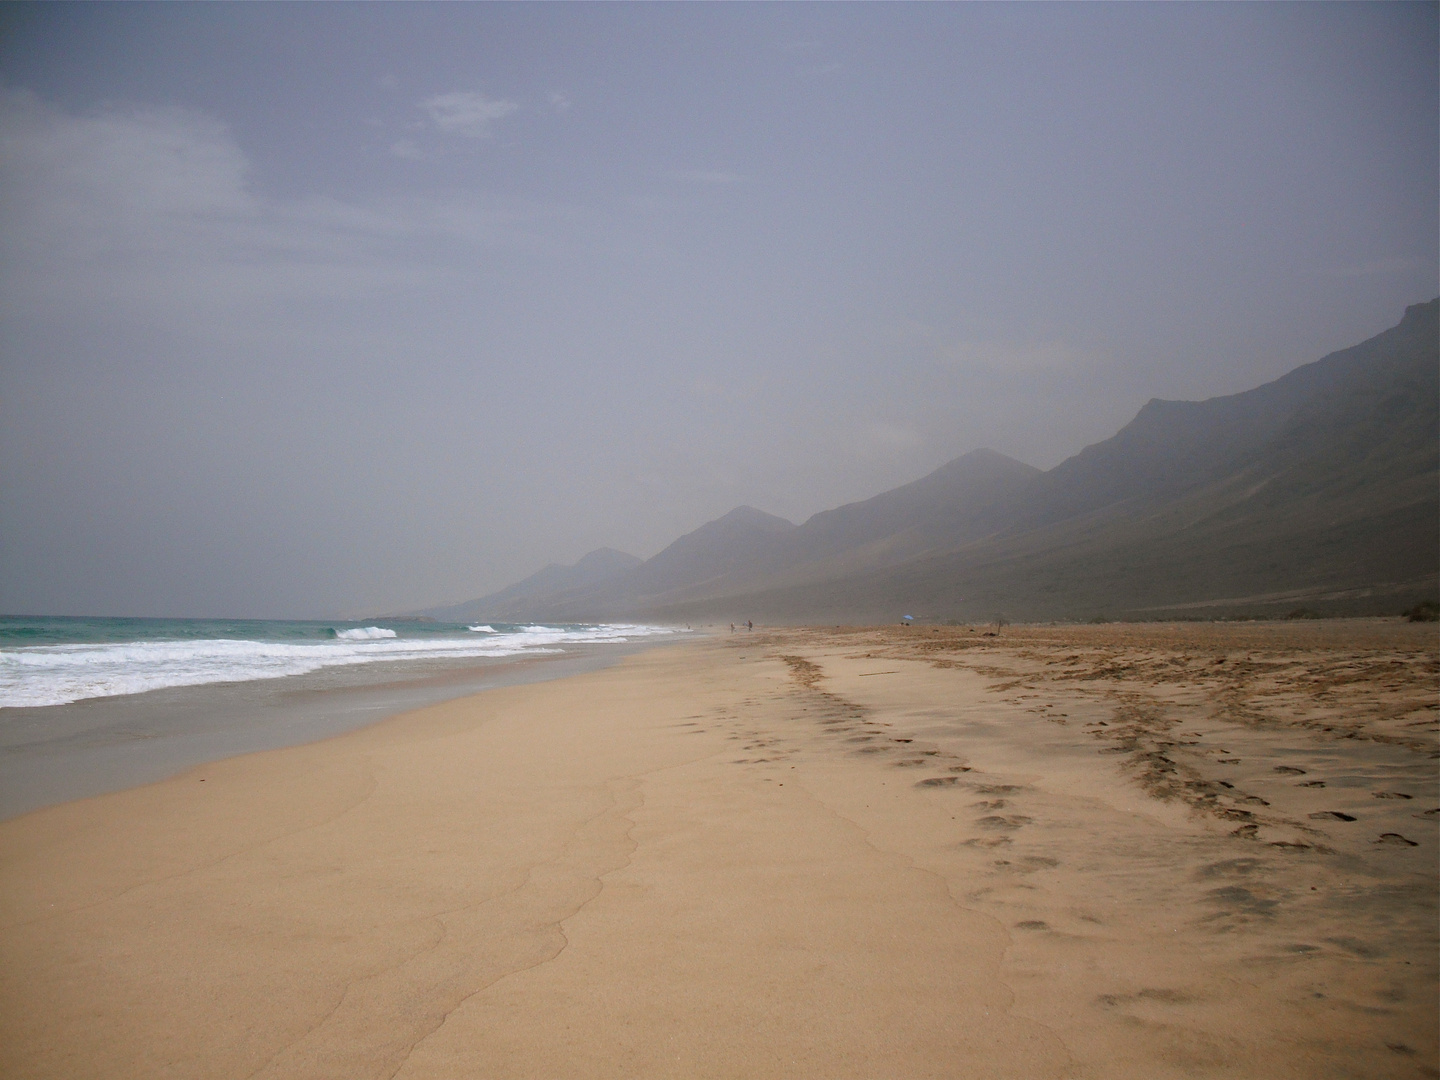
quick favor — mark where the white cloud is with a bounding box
[421,91,518,138]
[0,90,560,339]
[389,138,424,160]
[549,91,571,112]
[0,89,253,221]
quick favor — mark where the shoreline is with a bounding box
[0,634,691,821]
[1,622,1434,1078]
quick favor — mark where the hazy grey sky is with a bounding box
[1,2,1435,619]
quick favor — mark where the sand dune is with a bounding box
[1,621,1435,1078]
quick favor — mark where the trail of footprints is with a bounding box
[865,631,1437,850]
[1084,703,1430,849]
[766,655,1047,849]
[668,655,1069,957]
[685,650,1432,923]
[722,635,1437,1061]
[776,654,970,772]
[908,653,1430,850]
[758,650,1432,912]
[765,656,1083,947]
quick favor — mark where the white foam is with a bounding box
[467,625,497,633]
[335,626,398,640]
[0,624,681,708]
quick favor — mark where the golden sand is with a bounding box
[2,621,1436,1078]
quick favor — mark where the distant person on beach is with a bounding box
[747,620,753,632]
[730,623,735,633]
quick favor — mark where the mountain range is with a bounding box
[428,299,1438,624]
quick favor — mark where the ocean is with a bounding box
[0,615,681,709]
[0,615,687,818]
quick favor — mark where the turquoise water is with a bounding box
[0,616,681,708]
[0,614,490,646]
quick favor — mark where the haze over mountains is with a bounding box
[431,300,1439,624]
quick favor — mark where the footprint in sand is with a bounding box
[1272,766,1306,775]
[1098,988,1192,1007]
[977,814,1033,829]
[1298,780,1326,788]
[1372,791,1412,800]
[1309,811,1356,822]
[1206,885,1279,916]
[1324,935,1384,958]
[1375,833,1418,847]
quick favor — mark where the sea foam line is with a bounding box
[335,626,398,640]
[0,624,680,708]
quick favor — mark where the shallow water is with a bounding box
[0,615,679,707]
[0,639,679,820]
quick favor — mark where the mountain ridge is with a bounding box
[425,546,641,624]
[431,300,1438,623]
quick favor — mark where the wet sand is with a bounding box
[0,641,669,820]
[1,620,1435,1078]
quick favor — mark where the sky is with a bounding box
[1,2,1436,619]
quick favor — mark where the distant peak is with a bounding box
[936,447,1040,473]
[956,447,1014,462]
[573,547,641,570]
[715,505,796,528]
[1400,297,1439,325]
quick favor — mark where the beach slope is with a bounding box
[1,624,1435,1079]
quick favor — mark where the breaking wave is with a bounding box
[334,626,398,640]
[0,623,682,708]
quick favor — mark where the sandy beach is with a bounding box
[1,621,1435,1079]
[0,638,673,821]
